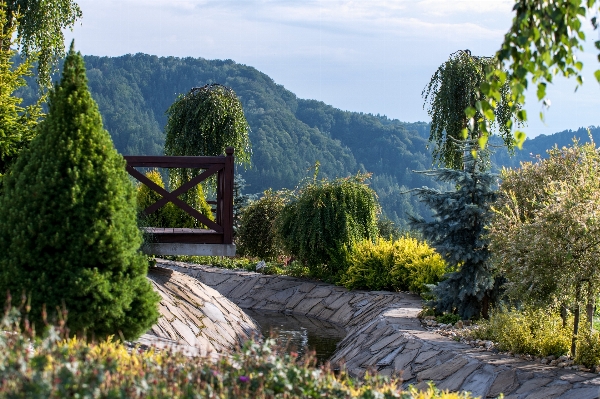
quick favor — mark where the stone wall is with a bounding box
[157,259,600,398]
[141,266,259,358]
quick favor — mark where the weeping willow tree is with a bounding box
[163,84,251,218]
[422,50,519,170]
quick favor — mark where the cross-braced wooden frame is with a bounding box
[124,147,234,245]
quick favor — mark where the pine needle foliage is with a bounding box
[0,5,41,177]
[277,174,378,282]
[409,143,498,319]
[0,43,160,339]
[422,50,518,170]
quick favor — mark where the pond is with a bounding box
[243,309,346,365]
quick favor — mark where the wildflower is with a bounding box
[239,376,250,383]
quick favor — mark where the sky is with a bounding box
[64,0,600,138]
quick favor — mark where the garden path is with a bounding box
[157,259,600,398]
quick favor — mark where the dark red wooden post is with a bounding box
[223,147,234,244]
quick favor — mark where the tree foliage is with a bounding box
[423,50,519,169]
[277,174,379,282]
[0,44,159,339]
[0,5,40,177]
[136,169,213,229]
[480,0,600,145]
[5,0,81,89]
[164,83,251,165]
[236,189,286,260]
[409,143,498,319]
[489,139,600,311]
[489,139,600,355]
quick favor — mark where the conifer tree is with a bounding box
[0,43,160,339]
[409,142,498,319]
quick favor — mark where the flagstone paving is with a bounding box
[157,259,600,398]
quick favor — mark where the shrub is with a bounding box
[237,190,286,260]
[576,330,600,368]
[137,169,214,229]
[472,307,571,357]
[341,236,447,293]
[0,45,160,340]
[0,305,478,399]
[277,174,378,282]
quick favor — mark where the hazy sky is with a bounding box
[65,0,600,138]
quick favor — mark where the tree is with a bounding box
[277,174,379,282]
[164,83,251,219]
[409,143,498,319]
[488,139,600,356]
[0,43,160,339]
[4,0,82,89]
[0,5,41,177]
[164,83,251,165]
[423,50,519,170]
[478,0,600,146]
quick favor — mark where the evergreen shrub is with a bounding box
[277,174,378,282]
[236,190,286,260]
[136,169,213,229]
[472,307,571,357]
[340,236,447,293]
[0,44,160,339]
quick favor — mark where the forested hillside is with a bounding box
[17,53,599,227]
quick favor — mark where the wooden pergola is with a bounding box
[124,147,235,256]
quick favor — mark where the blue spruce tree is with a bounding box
[409,144,497,319]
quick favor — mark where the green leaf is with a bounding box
[595,70,600,83]
[515,130,526,149]
[465,106,476,119]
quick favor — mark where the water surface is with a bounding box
[244,309,346,365]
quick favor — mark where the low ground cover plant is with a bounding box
[341,236,447,294]
[0,306,477,399]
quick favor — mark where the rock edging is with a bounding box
[157,259,600,398]
[142,266,259,358]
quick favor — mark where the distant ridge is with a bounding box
[16,54,599,226]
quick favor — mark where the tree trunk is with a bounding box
[481,294,490,319]
[561,303,568,329]
[587,281,595,331]
[572,283,582,357]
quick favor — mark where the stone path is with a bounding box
[157,259,600,398]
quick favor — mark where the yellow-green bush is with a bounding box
[137,169,213,228]
[472,307,571,357]
[575,331,600,368]
[341,236,447,293]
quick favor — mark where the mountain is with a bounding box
[16,53,599,227]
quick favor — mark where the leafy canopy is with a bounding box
[479,0,600,146]
[164,83,251,165]
[0,4,41,177]
[5,0,81,89]
[489,139,600,307]
[0,43,159,339]
[423,50,519,169]
[277,173,379,282]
